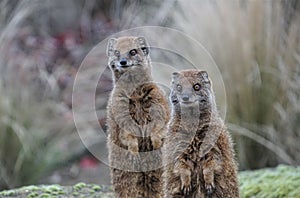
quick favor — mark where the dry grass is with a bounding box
[0,88,79,189]
[0,0,87,189]
[169,0,300,169]
[121,0,300,169]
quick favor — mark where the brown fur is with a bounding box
[106,36,170,197]
[163,70,239,198]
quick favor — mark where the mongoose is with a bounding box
[106,36,170,198]
[163,70,239,198]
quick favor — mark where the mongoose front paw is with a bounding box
[151,136,162,149]
[181,182,191,194]
[180,174,191,194]
[120,132,139,155]
[205,182,215,197]
[128,140,139,155]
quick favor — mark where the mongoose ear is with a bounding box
[137,36,150,55]
[172,72,180,76]
[107,38,117,57]
[196,70,210,84]
[171,72,180,81]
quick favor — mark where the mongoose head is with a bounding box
[106,36,151,81]
[170,69,213,109]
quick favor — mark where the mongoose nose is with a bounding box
[119,58,127,66]
[182,95,189,102]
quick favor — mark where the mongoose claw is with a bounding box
[181,183,191,194]
[180,177,191,194]
[205,183,215,197]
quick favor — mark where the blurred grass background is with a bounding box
[0,0,299,190]
[170,0,300,170]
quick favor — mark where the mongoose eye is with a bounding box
[114,50,120,56]
[193,83,201,91]
[129,49,137,56]
[176,84,182,92]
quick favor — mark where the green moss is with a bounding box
[20,186,40,192]
[1,190,16,196]
[73,182,87,191]
[92,184,102,191]
[39,193,52,198]
[47,185,63,192]
[72,191,79,196]
[27,192,39,198]
[239,165,300,198]
[0,184,113,197]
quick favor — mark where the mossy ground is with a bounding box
[0,165,299,198]
[239,165,300,198]
[0,183,113,198]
